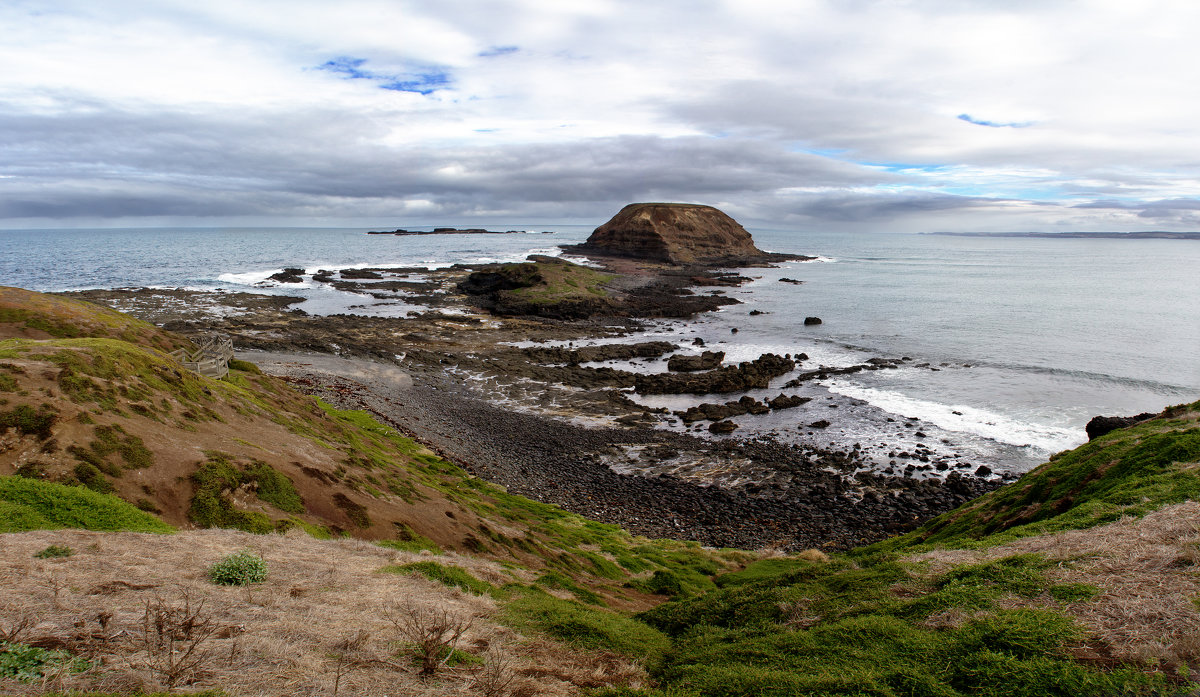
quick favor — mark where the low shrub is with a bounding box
[34,544,72,559]
[0,475,173,533]
[0,640,92,681]
[207,549,268,585]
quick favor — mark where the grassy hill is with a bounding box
[3,285,1200,696]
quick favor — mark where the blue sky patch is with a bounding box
[957,113,1033,128]
[317,56,452,95]
[479,45,519,57]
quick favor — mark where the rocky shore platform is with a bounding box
[66,251,1001,550]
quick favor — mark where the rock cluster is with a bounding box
[268,267,305,283]
[667,351,725,372]
[635,353,796,395]
[677,393,812,424]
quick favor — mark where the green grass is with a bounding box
[636,554,1169,697]
[383,561,496,596]
[504,261,615,305]
[0,475,173,533]
[377,523,442,553]
[501,590,671,664]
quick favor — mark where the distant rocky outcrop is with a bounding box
[568,203,804,265]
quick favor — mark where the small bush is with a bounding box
[228,359,262,374]
[0,404,56,440]
[207,549,268,585]
[34,544,72,559]
[0,640,91,681]
[644,570,685,597]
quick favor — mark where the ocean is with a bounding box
[4,225,1198,474]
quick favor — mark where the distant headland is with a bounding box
[929,231,1200,240]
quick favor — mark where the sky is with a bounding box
[3,0,1200,232]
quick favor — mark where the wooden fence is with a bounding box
[169,335,234,379]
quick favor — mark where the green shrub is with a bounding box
[228,358,262,374]
[72,462,113,493]
[34,544,72,559]
[644,570,685,597]
[188,454,299,533]
[0,640,92,681]
[208,549,268,585]
[0,475,173,533]
[0,404,56,439]
[244,461,303,513]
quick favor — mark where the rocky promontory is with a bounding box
[566,202,807,265]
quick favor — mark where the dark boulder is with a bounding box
[1085,412,1157,440]
[709,420,738,434]
[804,317,822,325]
[768,394,811,410]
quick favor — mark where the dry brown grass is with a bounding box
[0,528,636,696]
[909,500,1200,670]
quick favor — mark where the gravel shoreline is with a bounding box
[247,350,998,551]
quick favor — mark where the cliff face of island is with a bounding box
[572,202,772,264]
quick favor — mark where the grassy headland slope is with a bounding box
[621,399,1200,696]
[0,286,737,597]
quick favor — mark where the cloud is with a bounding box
[3,1,1200,231]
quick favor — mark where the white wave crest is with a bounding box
[824,380,1082,453]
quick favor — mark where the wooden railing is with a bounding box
[169,335,234,379]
